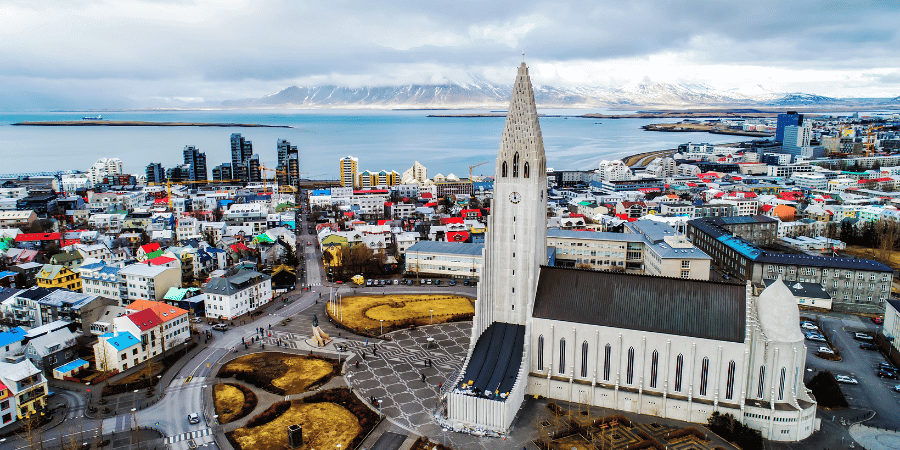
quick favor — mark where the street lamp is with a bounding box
[430,309,433,325]
[380,319,384,335]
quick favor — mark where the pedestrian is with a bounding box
[421,372,426,382]
[355,360,359,369]
[438,382,442,390]
[362,353,366,360]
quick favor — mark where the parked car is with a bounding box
[855,332,874,341]
[817,346,835,355]
[420,279,426,285]
[894,385,900,393]
[191,317,203,323]
[877,370,899,379]
[801,322,819,331]
[188,413,201,424]
[434,279,441,285]
[463,280,470,286]
[426,279,433,285]
[393,279,400,285]
[873,317,884,325]
[805,334,826,342]
[212,323,228,331]
[449,280,457,286]
[835,375,859,385]
[860,343,878,350]
[877,363,897,372]
[366,279,373,287]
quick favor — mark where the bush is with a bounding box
[807,371,848,408]
[708,411,763,450]
[246,401,290,428]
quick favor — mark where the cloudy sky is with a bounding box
[2,0,899,109]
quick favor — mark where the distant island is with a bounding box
[12,120,290,128]
[642,122,773,137]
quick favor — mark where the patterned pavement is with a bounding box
[345,322,471,432]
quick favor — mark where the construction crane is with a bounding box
[259,163,297,194]
[865,125,885,157]
[149,179,241,209]
[469,161,489,180]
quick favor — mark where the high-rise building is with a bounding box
[276,139,300,188]
[212,163,233,182]
[339,156,358,188]
[146,163,165,184]
[775,111,803,143]
[782,123,813,158]
[182,146,208,182]
[166,165,188,183]
[247,155,261,183]
[230,133,254,182]
[89,158,125,185]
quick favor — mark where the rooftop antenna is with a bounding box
[522,51,525,63]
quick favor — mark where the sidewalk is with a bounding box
[850,423,900,450]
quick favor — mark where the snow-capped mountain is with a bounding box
[221,82,896,109]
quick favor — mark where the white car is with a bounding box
[801,322,818,331]
[855,332,874,341]
[188,413,201,424]
[818,346,835,355]
[835,375,858,385]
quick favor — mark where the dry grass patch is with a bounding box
[335,294,474,333]
[213,383,256,423]
[218,352,337,395]
[230,401,359,450]
[844,245,900,273]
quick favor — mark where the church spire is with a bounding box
[498,63,545,178]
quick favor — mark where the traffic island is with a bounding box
[217,352,339,395]
[213,383,258,424]
[226,388,378,450]
[329,294,474,335]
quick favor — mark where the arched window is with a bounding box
[603,344,611,381]
[674,354,684,392]
[726,361,736,400]
[524,162,530,179]
[513,153,520,178]
[626,347,635,384]
[778,367,786,400]
[559,338,566,374]
[650,350,659,388]
[501,161,508,177]
[757,366,766,398]
[699,357,710,396]
[580,341,589,378]
[537,335,544,371]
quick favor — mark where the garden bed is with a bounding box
[214,383,258,424]
[218,352,338,395]
[332,294,474,334]
[227,388,378,450]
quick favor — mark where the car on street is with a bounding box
[212,323,228,331]
[877,370,899,379]
[894,385,900,393]
[434,279,441,285]
[805,334,826,342]
[191,317,202,323]
[449,280,456,286]
[366,279,373,287]
[817,346,835,354]
[877,363,897,371]
[873,317,884,325]
[393,279,399,285]
[463,280,470,286]
[801,322,819,331]
[835,375,859,385]
[855,332,874,341]
[426,279,433,285]
[188,413,201,424]
[860,343,878,350]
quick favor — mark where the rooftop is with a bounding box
[406,240,484,257]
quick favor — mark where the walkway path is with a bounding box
[850,424,900,450]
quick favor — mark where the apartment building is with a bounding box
[404,241,484,281]
[0,359,47,420]
[118,264,181,304]
[126,300,190,350]
[36,265,82,291]
[202,269,272,320]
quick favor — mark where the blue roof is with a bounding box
[717,235,763,259]
[406,241,484,257]
[0,327,26,347]
[54,358,88,373]
[100,331,140,352]
[0,271,16,279]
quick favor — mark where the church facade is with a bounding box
[447,63,819,442]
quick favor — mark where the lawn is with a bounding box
[334,294,474,334]
[214,383,257,424]
[843,245,900,273]
[218,352,337,395]
[230,401,359,450]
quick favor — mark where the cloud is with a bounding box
[1,0,898,108]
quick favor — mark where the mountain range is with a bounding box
[222,81,900,110]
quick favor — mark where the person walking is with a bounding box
[421,372,426,382]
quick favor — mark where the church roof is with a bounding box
[532,266,746,343]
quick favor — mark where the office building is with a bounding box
[146,163,165,184]
[276,139,300,188]
[775,111,803,143]
[182,146,208,182]
[339,156,358,188]
[230,133,254,182]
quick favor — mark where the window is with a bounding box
[581,341,589,377]
[681,270,690,279]
[778,367,786,401]
[603,344,611,381]
[537,335,544,371]
[513,153,520,178]
[502,161,508,177]
[758,366,766,398]
[650,350,659,388]
[681,261,690,269]
[700,357,709,396]
[559,338,566,374]
[0,400,8,410]
[675,354,683,392]
[726,360,736,400]
[626,347,635,384]
[524,162,530,179]
[2,413,10,424]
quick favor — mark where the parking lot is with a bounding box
[801,313,900,429]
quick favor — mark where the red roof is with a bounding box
[761,205,774,212]
[698,172,721,178]
[713,192,725,198]
[230,243,249,252]
[377,220,389,225]
[637,188,660,193]
[126,308,162,332]
[460,209,482,216]
[421,192,433,199]
[353,189,389,195]
[447,231,470,242]
[140,243,161,254]
[154,198,169,204]
[383,202,394,206]
[687,183,698,187]
[146,256,176,266]
[568,213,585,218]
[424,202,437,207]
[441,217,464,225]
[15,233,61,242]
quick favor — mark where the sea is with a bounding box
[0,109,755,178]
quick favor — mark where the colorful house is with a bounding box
[36,264,82,291]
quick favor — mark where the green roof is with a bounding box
[164,287,196,301]
[145,249,164,259]
[254,233,274,243]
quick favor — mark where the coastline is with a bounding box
[11,120,291,128]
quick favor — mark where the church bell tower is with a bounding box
[478,62,548,327]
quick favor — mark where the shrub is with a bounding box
[708,411,763,450]
[807,371,848,408]
[246,401,290,428]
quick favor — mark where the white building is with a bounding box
[446,64,817,442]
[119,264,181,304]
[597,160,633,182]
[88,158,125,185]
[404,241,484,280]
[201,269,272,320]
